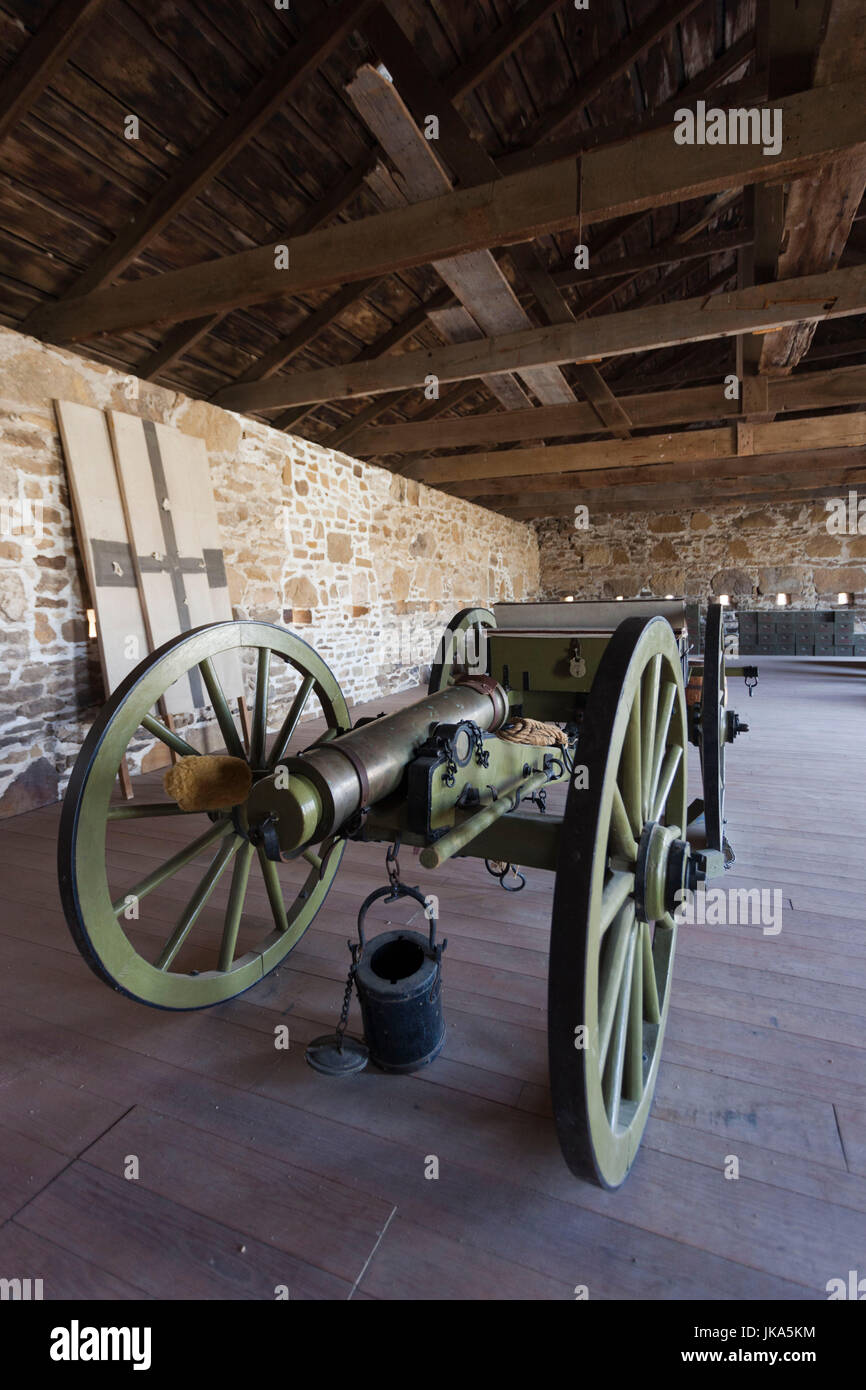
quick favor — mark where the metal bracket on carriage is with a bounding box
[690,847,726,883]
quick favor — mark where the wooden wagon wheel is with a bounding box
[549,616,688,1188]
[427,606,496,693]
[700,602,727,851]
[58,621,350,1010]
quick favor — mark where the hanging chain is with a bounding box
[469,721,489,768]
[386,838,401,891]
[334,947,359,1047]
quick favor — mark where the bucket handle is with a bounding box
[355,883,440,959]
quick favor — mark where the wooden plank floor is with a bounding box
[1,657,865,1300]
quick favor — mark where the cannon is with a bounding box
[58,599,754,1187]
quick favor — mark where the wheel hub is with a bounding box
[634,820,692,922]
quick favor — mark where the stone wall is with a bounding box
[0,327,539,817]
[536,501,866,609]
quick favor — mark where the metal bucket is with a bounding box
[354,884,446,1073]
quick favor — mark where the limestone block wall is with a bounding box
[536,502,866,609]
[0,327,539,817]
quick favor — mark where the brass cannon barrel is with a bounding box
[247,674,509,854]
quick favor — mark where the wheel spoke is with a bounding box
[648,680,677,816]
[154,835,240,970]
[108,803,198,820]
[620,690,643,839]
[217,840,254,971]
[642,920,661,1024]
[257,846,289,933]
[599,903,634,1070]
[624,922,644,1102]
[267,673,315,768]
[650,744,683,823]
[199,657,245,759]
[112,819,232,914]
[609,783,638,862]
[600,869,635,935]
[604,919,637,1128]
[141,712,199,759]
[249,647,271,768]
[640,654,661,820]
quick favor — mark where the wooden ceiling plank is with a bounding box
[359,6,631,436]
[140,149,380,382]
[213,262,864,412]
[27,76,866,344]
[344,56,547,410]
[520,0,706,148]
[0,0,109,146]
[445,0,568,100]
[221,280,377,389]
[31,0,378,305]
[137,312,223,380]
[496,36,761,176]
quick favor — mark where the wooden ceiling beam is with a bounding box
[552,227,749,294]
[27,77,866,343]
[402,412,866,487]
[0,0,109,146]
[213,263,866,413]
[449,446,866,501]
[494,474,866,517]
[349,362,866,455]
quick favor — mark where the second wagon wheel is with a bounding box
[549,616,688,1188]
[427,606,496,693]
[58,621,350,1010]
[700,602,728,851]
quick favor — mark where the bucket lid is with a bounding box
[305,1033,369,1075]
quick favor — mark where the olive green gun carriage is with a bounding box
[58,599,753,1188]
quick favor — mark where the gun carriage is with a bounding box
[58,599,754,1188]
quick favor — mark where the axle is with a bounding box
[246,674,509,855]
